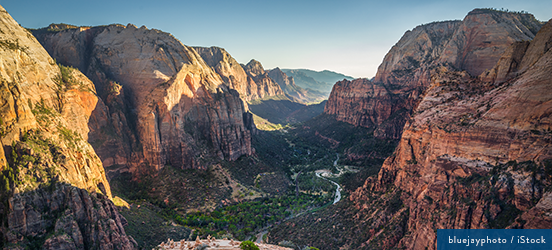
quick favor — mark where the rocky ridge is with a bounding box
[194,47,284,101]
[281,69,353,96]
[157,237,292,250]
[267,68,326,104]
[325,78,409,139]
[0,5,136,249]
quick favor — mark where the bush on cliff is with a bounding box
[240,240,260,250]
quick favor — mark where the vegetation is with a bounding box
[110,107,399,248]
[0,39,28,53]
[173,191,331,240]
[284,114,397,168]
[239,240,259,250]
[111,113,394,247]
[268,186,409,250]
[31,98,56,126]
[2,130,62,193]
[251,113,284,131]
[52,64,77,112]
[118,201,191,249]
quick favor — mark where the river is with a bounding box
[315,154,342,204]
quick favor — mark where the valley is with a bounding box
[110,113,394,249]
[0,4,551,250]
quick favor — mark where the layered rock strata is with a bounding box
[351,17,552,249]
[34,24,255,175]
[325,9,543,140]
[0,5,136,249]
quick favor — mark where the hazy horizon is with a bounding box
[1,0,550,78]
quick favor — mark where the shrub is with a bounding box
[303,247,320,250]
[239,240,259,250]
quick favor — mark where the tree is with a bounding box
[239,240,259,250]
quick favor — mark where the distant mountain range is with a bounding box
[280,69,354,96]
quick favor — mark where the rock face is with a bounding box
[34,24,255,176]
[349,17,552,249]
[8,185,137,250]
[325,78,409,139]
[267,68,325,103]
[281,69,354,96]
[156,238,292,250]
[325,9,542,140]
[240,59,286,100]
[194,47,284,101]
[0,5,136,249]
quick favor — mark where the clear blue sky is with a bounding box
[1,0,550,78]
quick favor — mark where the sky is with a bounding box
[1,0,550,78]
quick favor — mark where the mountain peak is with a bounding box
[244,59,265,76]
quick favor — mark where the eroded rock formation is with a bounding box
[325,9,543,140]
[34,24,255,176]
[350,16,552,250]
[278,9,551,250]
[0,5,136,249]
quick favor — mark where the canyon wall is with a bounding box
[325,9,542,140]
[0,5,136,249]
[34,24,256,176]
[349,15,552,250]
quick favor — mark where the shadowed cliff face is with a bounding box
[350,18,552,249]
[325,9,542,140]
[34,24,254,176]
[0,5,136,249]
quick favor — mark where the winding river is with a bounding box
[315,171,342,204]
[315,154,342,204]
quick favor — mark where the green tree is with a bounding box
[239,240,259,250]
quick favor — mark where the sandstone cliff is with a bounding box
[325,9,542,140]
[350,17,552,250]
[0,5,136,249]
[325,78,409,139]
[241,60,286,100]
[34,24,255,176]
[194,47,284,101]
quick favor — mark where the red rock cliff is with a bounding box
[350,17,552,250]
[34,24,255,176]
[0,5,136,249]
[325,9,542,140]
